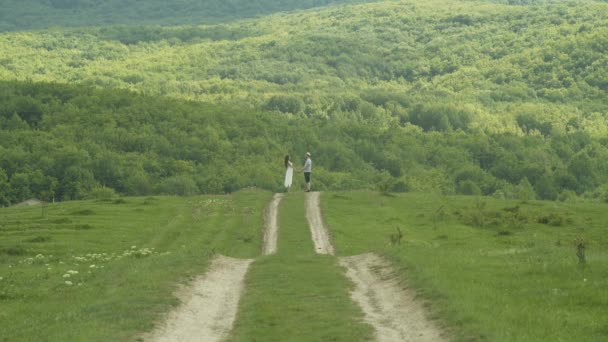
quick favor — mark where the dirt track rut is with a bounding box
[340,253,446,342]
[148,255,253,342]
[263,193,283,255]
[305,192,335,255]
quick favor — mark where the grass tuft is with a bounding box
[24,236,51,243]
[71,209,96,215]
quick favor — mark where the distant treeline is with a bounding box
[0,0,370,31]
[1,81,608,206]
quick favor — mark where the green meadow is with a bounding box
[1,191,607,341]
[323,191,608,341]
[0,190,271,341]
[229,192,374,341]
[1,0,607,340]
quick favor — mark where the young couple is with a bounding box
[284,152,312,192]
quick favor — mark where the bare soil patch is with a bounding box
[262,193,283,255]
[340,253,447,342]
[147,255,253,342]
[13,199,43,207]
[305,192,335,255]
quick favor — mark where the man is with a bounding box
[303,152,312,192]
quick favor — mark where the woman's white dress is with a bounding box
[284,162,293,188]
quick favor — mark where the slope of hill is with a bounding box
[1,80,608,206]
[0,0,373,31]
[1,0,607,135]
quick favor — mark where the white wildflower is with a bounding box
[131,245,137,249]
[0,277,3,281]
[65,281,73,286]
[67,270,78,275]
[63,274,71,278]
[35,254,44,259]
[89,265,96,268]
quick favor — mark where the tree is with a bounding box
[514,177,536,201]
[263,95,305,114]
[0,168,10,206]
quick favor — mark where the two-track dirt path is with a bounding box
[149,192,445,342]
[147,193,283,341]
[305,192,446,342]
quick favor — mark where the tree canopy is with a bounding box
[0,0,607,204]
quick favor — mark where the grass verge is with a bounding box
[322,191,608,341]
[228,192,374,341]
[0,189,271,341]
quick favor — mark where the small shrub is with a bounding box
[537,213,567,226]
[391,180,409,193]
[457,180,482,196]
[575,237,586,265]
[2,246,26,256]
[25,236,51,243]
[492,190,506,199]
[558,190,577,202]
[157,176,199,196]
[88,186,117,200]
[74,224,94,230]
[142,197,157,205]
[331,193,351,200]
[389,227,403,245]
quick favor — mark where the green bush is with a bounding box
[157,176,199,196]
[88,186,118,200]
[457,180,482,196]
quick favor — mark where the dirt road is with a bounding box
[148,255,253,342]
[149,193,445,342]
[262,193,283,255]
[340,253,446,342]
[305,192,335,255]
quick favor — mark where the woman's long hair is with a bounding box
[284,155,290,168]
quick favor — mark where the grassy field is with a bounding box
[322,191,608,341]
[0,190,272,341]
[2,190,607,341]
[228,192,374,341]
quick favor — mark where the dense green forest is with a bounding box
[1,0,607,205]
[1,0,607,134]
[2,80,608,206]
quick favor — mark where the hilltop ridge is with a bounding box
[0,0,375,31]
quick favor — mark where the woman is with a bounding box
[284,155,293,191]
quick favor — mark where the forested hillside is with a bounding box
[1,0,608,205]
[1,0,607,134]
[0,0,371,31]
[2,81,608,206]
